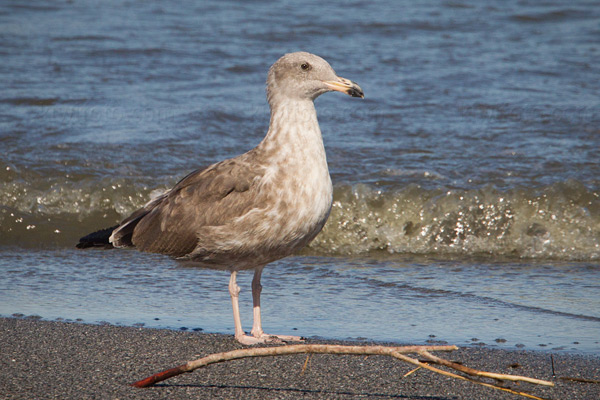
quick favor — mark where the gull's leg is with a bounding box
[250,266,304,343]
[229,271,262,345]
[250,266,264,337]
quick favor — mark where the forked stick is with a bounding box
[131,344,554,399]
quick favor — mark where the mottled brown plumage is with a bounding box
[106,52,364,344]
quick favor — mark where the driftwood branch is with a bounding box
[131,344,554,399]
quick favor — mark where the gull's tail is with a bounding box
[76,225,118,249]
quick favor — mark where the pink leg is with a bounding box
[249,267,304,343]
[228,269,304,345]
[250,266,264,337]
[229,271,264,345]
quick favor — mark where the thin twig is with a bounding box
[403,366,421,377]
[559,376,600,384]
[418,350,554,386]
[390,350,551,400]
[300,354,311,375]
[132,344,456,387]
[131,343,554,399]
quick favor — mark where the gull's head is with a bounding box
[267,52,364,104]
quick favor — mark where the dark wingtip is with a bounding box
[76,225,118,249]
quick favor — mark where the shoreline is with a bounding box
[1,317,599,399]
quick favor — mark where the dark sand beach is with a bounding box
[1,317,598,400]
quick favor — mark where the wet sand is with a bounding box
[1,317,598,400]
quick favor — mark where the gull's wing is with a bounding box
[110,154,264,258]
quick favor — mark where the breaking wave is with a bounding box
[1,166,598,260]
[309,181,599,260]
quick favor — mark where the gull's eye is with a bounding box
[300,62,311,71]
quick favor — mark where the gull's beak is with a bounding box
[323,77,364,98]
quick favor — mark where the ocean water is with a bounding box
[1,0,599,352]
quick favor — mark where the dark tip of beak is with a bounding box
[348,86,364,98]
[323,78,364,98]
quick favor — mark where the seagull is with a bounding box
[77,52,364,345]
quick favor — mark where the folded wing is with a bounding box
[110,155,263,258]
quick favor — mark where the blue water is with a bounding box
[1,0,599,352]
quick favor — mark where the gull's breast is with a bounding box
[255,154,333,256]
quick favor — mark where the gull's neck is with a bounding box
[259,98,326,164]
[256,96,333,242]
